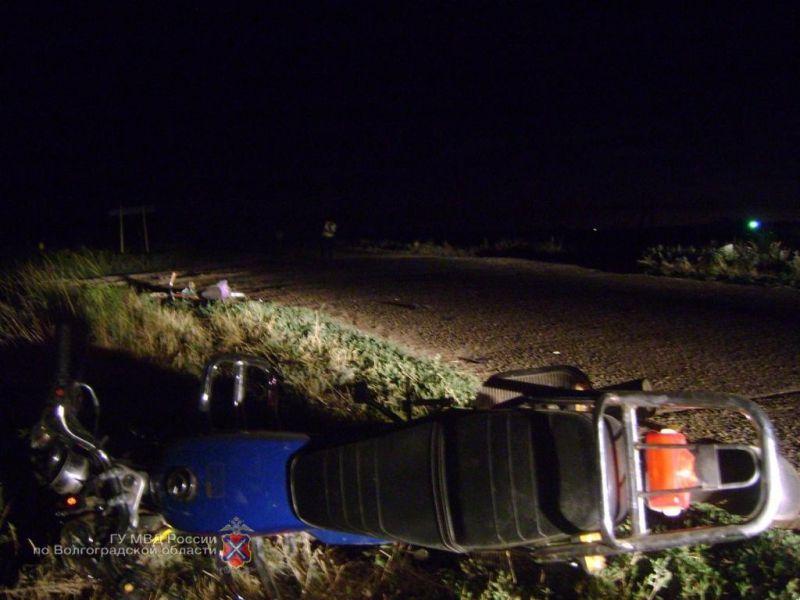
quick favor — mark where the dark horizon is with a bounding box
[3,5,799,250]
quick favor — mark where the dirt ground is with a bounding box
[138,251,800,464]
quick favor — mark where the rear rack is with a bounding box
[534,391,782,559]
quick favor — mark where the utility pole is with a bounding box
[142,206,150,253]
[118,206,125,253]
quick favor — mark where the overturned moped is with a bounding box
[30,325,800,593]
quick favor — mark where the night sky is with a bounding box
[3,5,798,250]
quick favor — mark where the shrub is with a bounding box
[640,241,800,287]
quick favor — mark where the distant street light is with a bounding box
[747,219,761,231]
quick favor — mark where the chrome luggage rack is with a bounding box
[535,391,782,559]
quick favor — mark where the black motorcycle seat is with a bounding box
[290,409,625,551]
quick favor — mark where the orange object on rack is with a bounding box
[644,429,699,516]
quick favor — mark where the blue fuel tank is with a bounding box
[156,432,387,546]
[157,432,310,534]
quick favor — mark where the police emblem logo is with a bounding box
[219,516,255,568]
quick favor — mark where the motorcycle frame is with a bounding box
[193,356,784,559]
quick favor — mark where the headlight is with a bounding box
[32,441,90,495]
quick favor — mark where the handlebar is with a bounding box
[31,321,148,532]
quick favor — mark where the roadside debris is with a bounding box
[199,279,247,302]
[155,272,247,304]
[166,271,199,302]
[381,298,430,310]
[458,356,489,365]
[201,279,231,301]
